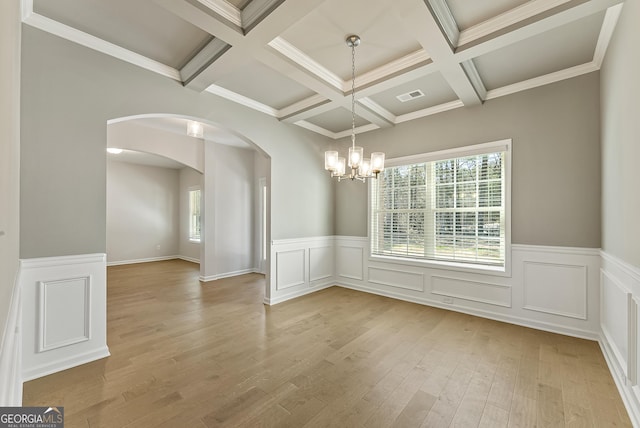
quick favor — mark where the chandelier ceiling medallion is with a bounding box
[324,35,385,182]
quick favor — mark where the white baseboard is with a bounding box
[178,256,200,264]
[200,268,257,282]
[600,334,640,427]
[107,255,178,266]
[337,281,599,340]
[264,281,335,305]
[22,346,110,382]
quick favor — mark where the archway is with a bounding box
[106,113,272,299]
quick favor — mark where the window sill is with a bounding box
[369,254,510,277]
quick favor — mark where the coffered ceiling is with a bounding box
[23,0,623,140]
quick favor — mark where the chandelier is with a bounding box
[324,35,385,182]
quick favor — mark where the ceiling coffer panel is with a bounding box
[33,0,213,69]
[473,11,605,90]
[369,72,459,116]
[306,107,371,134]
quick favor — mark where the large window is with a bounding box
[370,141,510,269]
[189,188,201,242]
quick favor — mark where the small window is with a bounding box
[189,188,201,242]
[370,140,510,271]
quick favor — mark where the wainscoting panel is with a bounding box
[275,249,305,290]
[268,237,335,305]
[337,246,364,281]
[601,269,630,375]
[523,261,587,319]
[20,254,109,381]
[309,246,333,283]
[369,266,424,291]
[599,251,640,427]
[39,277,91,352]
[431,275,511,308]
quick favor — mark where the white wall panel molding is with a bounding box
[275,249,306,290]
[368,266,424,292]
[523,261,587,319]
[20,254,109,381]
[599,250,640,427]
[431,275,511,308]
[268,236,336,304]
[333,238,600,339]
[38,277,91,352]
[337,246,364,281]
[512,243,601,256]
[338,279,598,340]
[309,246,333,283]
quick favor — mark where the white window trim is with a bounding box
[368,139,512,277]
[188,186,201,243]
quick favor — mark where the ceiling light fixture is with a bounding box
[187,120,204,139]
[107,148,123,154]
[324,35,384,182]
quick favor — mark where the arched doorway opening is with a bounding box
[106,113,271,297]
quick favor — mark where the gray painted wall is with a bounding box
[212,144,256,274]
[334,72,601,248]
[106,160,180,263]
[601,0,640,267]
[0,1,21,365]
[20,26,333,258]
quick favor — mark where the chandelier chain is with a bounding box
[351,42,356,146]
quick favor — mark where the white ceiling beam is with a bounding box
[426,0,460,47]
[393,0,483,106]
[180,38,231,85]
[593,4,623,67]
[173,0,324,91]
[155,0,244,45]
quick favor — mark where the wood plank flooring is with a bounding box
[23,260,632,427]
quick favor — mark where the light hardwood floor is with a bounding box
[24,260,631,427]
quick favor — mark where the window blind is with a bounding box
[370,146,507,267]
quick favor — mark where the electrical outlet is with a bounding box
[155,244,161,250]
[443,297,454,304]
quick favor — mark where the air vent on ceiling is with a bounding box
[396,89,425,102]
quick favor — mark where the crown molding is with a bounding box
[277,94,329,120]
[485,61,599,100]
[358,98,397,124]
[195,0,242,27]
[593,4,623,67]
[427,0,460,47]
[268,37,344,91]
[458,0,571,47]
[395,99,464,124]
[460,60,487,101]
[294,120,336,139]
[242,0,283,30]
[22,12,181,81]
[334,123,380,139]
[357,50,432,90]
[205,84,278,117]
